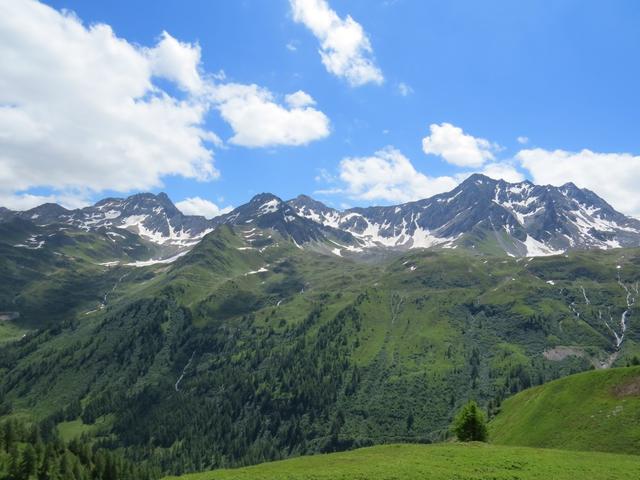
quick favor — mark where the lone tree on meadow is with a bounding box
[452,400,488,442]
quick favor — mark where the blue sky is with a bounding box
[3,0,640,217]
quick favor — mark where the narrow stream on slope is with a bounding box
[175,350,196,392]
[614,274,636,348]
[101,272,129,309]
[572,277,635,368]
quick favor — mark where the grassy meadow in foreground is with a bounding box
[164,443,640,480]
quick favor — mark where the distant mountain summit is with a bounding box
[2,174,640,258]
[213,193,356,247]
[287,174,640,256]
[4,192,213,252]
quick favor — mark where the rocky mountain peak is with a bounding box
[3,176,640,258]
[287,176,640,256]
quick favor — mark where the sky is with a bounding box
[2,0,640,218]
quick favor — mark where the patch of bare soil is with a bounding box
[612,375,640,398]
[543,346,586,361]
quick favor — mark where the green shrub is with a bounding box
[452,400,488,442]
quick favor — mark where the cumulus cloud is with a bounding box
[211,84,330,147]
[0,0,331,209]
[516,148,640,218]
[517,136,529,145]
[422,123,500,167]
[175,196,233,219]
[289,0,384,86]
[0,0,219,199]
[337,147,458,203]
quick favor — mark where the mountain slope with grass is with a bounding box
[163,443,640,480]
[490,366,640,453]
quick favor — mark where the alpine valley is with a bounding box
[1,174,640,477]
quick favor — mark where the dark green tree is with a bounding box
[452,400,488,442]
[8,444,21,480]
[38,445,59,480]
[20,444,38,480]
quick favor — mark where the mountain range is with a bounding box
[2,174,640,262]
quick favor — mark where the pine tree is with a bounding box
[20,444,38,480]
[452,400,488,442]
[3,421,17,450]
[58,451,72,480]
[39,445,59,480]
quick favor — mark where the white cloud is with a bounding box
[0,0,332,209]
[289,0,384,86]
[147,31,204,94]
[422,123,500,167]
[285,90,316,108]
[396,82,413,96]
[211,83,330,147]
[0,0,219,200]
[480,162,525,183]
[337,147,458,203]
[516,148,640,218]
[175,196,232,219]
[517,136,529,145]
[286,41,298,52]
[0,192,90,211]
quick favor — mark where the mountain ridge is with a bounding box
[287,174,640,256]
[3,174,640,258]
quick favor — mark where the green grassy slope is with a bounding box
[164,443,640,480]
[490,366,640,453]
[0,218,159,328]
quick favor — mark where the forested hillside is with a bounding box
[1,222,639,474]
[0,419,158,480]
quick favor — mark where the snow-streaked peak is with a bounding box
[8,192,214,249]
[4,175,640,259]
[287,174,640,257]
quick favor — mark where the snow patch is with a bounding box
[524,235,563,257]
[125,251,189,267]
[259,199,280,215]
[245,267,269,275]
[99,261,120,267]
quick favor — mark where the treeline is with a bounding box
[0,419,159,480]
